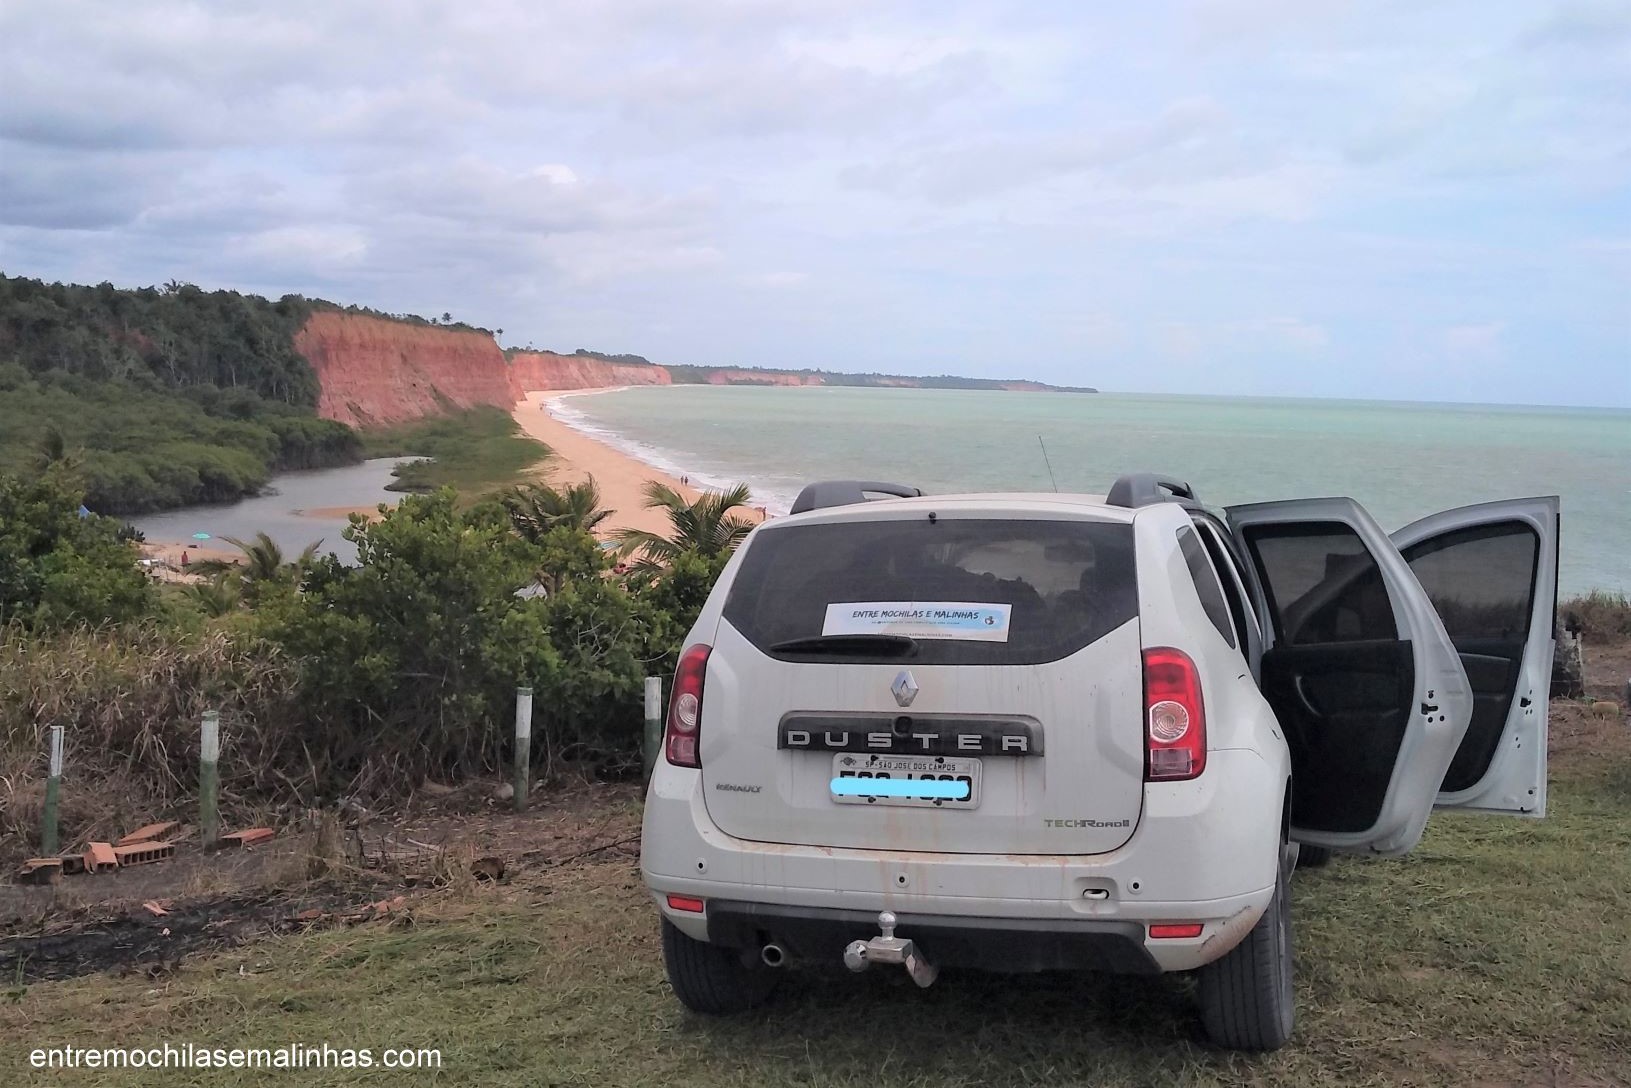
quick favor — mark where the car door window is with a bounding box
[1401,520,1538,792]
[1241,521,1412,835]
[1177,526,1236,648]
[1244,523,1397,645]
[1194,519,1256,655]
[1402,522,1537,641]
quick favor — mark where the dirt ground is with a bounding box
[0,782,642,982]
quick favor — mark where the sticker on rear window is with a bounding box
[821,602,1012,642]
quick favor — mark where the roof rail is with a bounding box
[790,480,922,515]
[1105,473,1197,509]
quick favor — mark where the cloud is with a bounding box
[0,0,1624,406]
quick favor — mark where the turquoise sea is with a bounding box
[557,386,1630,596]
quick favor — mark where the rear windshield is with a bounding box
[722,517,1138,665]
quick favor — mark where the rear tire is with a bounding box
[1295,844,1332,870]
[1198,855,1295,1051]
[661,919,779,1014]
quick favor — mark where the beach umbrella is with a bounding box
[191,532,212,541]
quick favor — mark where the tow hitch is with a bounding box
[843,911,938,988]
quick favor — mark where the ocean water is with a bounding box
[556,386,1630,596]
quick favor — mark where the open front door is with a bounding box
[1226,498,1472,856]
[1392,497,1559,818]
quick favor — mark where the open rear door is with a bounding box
[1226,498,1472,856]
[1392,497,1559,818]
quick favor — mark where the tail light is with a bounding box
[1143,646,1206,781]
[665,644,711,768]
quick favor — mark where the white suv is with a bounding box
[641,475,1559,1050]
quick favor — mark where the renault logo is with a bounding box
[891,670,919,708]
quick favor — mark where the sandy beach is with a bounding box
[512,389,767,537]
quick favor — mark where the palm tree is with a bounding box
[182,574,242,617]
[503,478,612,540]
[191,532,322,588]
[614,481,754,570]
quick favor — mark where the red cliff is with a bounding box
[294,315,674,428]
[705,369,823,387]
[506,351,671,396]
[296,312,514,428]
[295,311,1079,429]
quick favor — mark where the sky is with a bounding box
[1,1,1627,406]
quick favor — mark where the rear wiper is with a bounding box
[768,634,918,657]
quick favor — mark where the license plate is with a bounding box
[830,754,981,808]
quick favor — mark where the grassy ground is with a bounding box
[361,406,547,497]
[4,748,1628,1087]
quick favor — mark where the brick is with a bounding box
[58,853,86,875]
[118,821,180,846]
[142,900,170,917]
[84,842,118,873]
[18,858,63,885]
[219,827,275,848]
[112,841,175,866]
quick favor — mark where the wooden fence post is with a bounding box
[643,676,663,782]
[200,710,220,851]
[41,726,64,855]
[514,687,533,813]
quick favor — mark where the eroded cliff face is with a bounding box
[296,312,514,427]
[705,369,822,387]
[296,312,1077,430]
[506,351,671,395]
[294,315,673,427]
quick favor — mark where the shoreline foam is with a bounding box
[510,389,770,538]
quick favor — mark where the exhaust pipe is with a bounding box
[760,942,787,968]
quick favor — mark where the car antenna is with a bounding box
[1037,435,1059,492]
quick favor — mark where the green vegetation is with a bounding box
[503,479,614,537]
[614,481,755,572]
[0,274,317,401]
[361,406,548,496]
[0,275,361,513]
[0,467,752,851]
[0,468,152,631]
[1561,590,1631,640]
[5,759,1627,1087]
[0,368,361,513]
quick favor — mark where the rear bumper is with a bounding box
[706,900,1158,974]
[642,747,1285,974]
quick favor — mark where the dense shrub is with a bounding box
[0,468,151,629]
[1561,591,1631,641]
[0,274,317,403]
[0,472,733,852]
[0,372,362,513]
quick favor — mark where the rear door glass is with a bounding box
[723,518,1138,665]
[1401,522,1538,640]
[1178,526,1235,648]
[1243,522,1398,644]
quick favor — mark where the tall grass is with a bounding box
[0,624,303,855]
[1559,590,1631,639]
